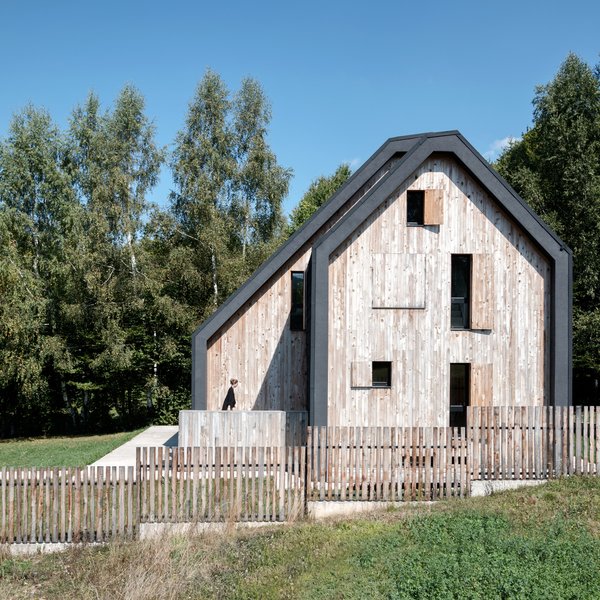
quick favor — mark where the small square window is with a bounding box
[372,361,392,388]
[407,190,424,225]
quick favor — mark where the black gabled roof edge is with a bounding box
[192,130,462,341]
[454,132,572,256]
[308,132,572,425]
[191,132,442,408]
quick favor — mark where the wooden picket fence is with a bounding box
[137,445,306,524]
[3,405,600,545]
[469,405,600,480]
[306,426,469,501]
[0,466,136,544]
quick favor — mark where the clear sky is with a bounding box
[1,0,598,214]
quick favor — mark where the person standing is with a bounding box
[222,378,238,410]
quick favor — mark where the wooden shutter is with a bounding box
[471,254,495,330]
[424,189,444,225]
[372,253,426,309]
[470,363,493,407]
[351,362,371,388]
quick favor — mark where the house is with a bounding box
[191,131,572,428]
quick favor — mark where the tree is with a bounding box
[230,78,292,276]
[170,71,292,311]
[495,53,600,398]
[170,70,234,312]
[288,164,352,234]
[0,106,81,434]
[68,87,165,428]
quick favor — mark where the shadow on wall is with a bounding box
[253,313,308,413]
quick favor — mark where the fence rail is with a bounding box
[3,405,600,545]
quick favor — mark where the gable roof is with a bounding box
[193,131,572,413]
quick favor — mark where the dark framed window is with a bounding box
[450,363,470,428]
[372,361,392,388]
[451,255,471,329]
[290,271,305,331]
[406,190,424,225]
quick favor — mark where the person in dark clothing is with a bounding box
[222,378,238,410]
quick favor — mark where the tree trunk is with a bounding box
[83,389,89,426]
[211,250,218,307]
[61,377,77,429]
[126,230,137,275]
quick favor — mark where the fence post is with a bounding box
[135,447,141,539]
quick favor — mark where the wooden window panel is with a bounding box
[372,253,426,309]
[470,363,493,407]
[351,361,371,388]
[424,189,444,225]
[471,254,495,330]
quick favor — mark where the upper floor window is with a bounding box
[406,189,444,226]
[407,190,424,225]
[451,255,471,329]
[290,271,305,330]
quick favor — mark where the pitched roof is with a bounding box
[193,131,572,412]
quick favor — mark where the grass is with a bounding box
[0,429,144,467]
[1,476,600,599]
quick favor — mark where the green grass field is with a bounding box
[1,476,599,599]
[0,429,144,468]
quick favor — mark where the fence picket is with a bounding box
[7,411,600,546]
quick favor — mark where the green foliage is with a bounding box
[288,163,352,234]
[170,70,292,315]
[0,71,292,437]
[496,53,600,376]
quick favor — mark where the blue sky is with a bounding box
[1,1,598,215]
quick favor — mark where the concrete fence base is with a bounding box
[470,479,547,497]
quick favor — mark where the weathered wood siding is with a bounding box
[328,155,551,427]
[205,156,402,411]
[206,251,311,412]
[178,410,308,447]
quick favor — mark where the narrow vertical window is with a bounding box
[406,190,424,225]
[290,271,304,331]
[450,363,470,428]
[451,255,471,329]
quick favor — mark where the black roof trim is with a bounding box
[193,131,572,412]
[308,133,572,424]
[192,134,432,407]
[192,130,465,343]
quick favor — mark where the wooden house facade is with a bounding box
[191,132,572,427]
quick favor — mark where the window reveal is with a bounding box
[451,255,471,329]
[450,363,470,428]
[290,271,305,331]
[407,190,425,225]
[372,361,392,388]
